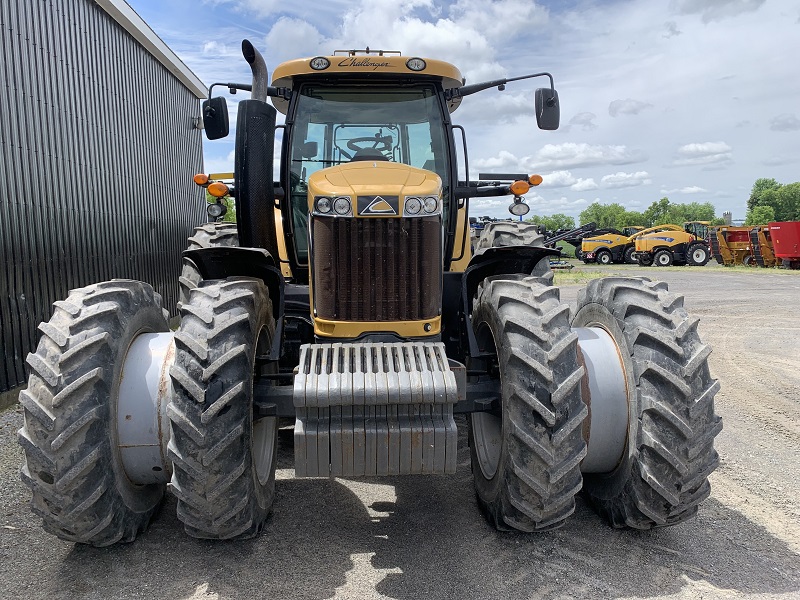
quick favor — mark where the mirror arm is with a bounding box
[446,72,555,101]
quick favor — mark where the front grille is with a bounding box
[313,216,441,322]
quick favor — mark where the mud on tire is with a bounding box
[168,277,277,540]
[573,277,722,528]
[469,277,587,531]
[18,281,169,546]
[178,223,239,309]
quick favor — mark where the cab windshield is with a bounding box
[287,84,450,263]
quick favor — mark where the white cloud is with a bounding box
[565,112,598,131]
[671,142,733,167]
[660,186,708,194]
[533,144,648,170]
[204,149,236,174]
[663,21,682,37]
[473,144,648,174]
[769,114,800,132]
[539,170,598,191]
[600,171,652,188]
[609,98,653,117]
[265,18,326,62]
[673,0,766,23]
[572,179,599,192]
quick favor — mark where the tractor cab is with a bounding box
[684,221,710,241]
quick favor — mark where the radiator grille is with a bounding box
[313,217,441,322]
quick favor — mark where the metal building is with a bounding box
[0,0,207,395]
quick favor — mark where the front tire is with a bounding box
[654,250,673,267]
[597,250,613,266]
[18,281,169,546]
[168,278,277,539]
[469,277,587,531]
[637,253,654,267]
[572,277,722,528]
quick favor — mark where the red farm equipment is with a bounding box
[769,221,800,269]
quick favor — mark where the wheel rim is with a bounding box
[600,253,610,264]
[471,321,503,481]
[253,326,276,486]
[692,248,706,263]
[472,412,502,480]
[253,417,277,485]
[118,332,175,485]
[658,254,670,266]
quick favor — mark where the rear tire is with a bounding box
[18,281,168,546]
[637,253,654,267]
[178,223,239,310]
[573,277,722,528]
[469,277,587,531]
[654,250,673,267]
[168,278,277,539]
[475,222,544,251]
[687,243,710,266]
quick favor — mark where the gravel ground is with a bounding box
[1,265,799,599]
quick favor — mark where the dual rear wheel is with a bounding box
[469,276,721,530]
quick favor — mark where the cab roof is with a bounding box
[271,51,465,114]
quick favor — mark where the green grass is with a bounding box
[552,269,612,285]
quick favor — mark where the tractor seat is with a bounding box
[350,148,389,162]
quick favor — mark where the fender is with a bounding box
[461,246,560,358]
[183,246,286,360]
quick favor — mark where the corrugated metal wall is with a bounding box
[0,0,206,392]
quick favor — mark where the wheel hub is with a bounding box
[574,327,629,473]
[118,332,175,484]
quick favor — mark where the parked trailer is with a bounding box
[710,226,752,266]
[769,221,800,270]
[747,226,780,267]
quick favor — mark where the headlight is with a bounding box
[207,202,227,218]
[509,201,530,217]
[315,196,332,214]
[423,196,438,214]
[333,196,352,216]
[405,197,422,215]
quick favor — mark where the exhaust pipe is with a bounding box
[242,39,269,102]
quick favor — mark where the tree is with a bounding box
[620,210,648,227]
[744,205,775,226]
[526,213,575,232]
[747,178,781,212]
[643,197,672,226]
[579,202,627,229]
[777,182,800,221]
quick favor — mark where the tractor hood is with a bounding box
[307,162,441,217]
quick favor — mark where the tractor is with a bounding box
[634,222,712,267]
[19,41,721,546]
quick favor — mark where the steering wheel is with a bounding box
[347,135,393,155]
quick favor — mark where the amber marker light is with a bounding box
[529,174,543,186]
[208,181,230,198]
[510,180,531,196]
[193,173,209,186]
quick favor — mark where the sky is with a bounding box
[127,0,800,221]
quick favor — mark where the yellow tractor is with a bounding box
[18,41,721,545]
[580,226,646,265]
[634,221,712,267]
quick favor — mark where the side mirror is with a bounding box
[202,96,229,140]
[535,88,560,131]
